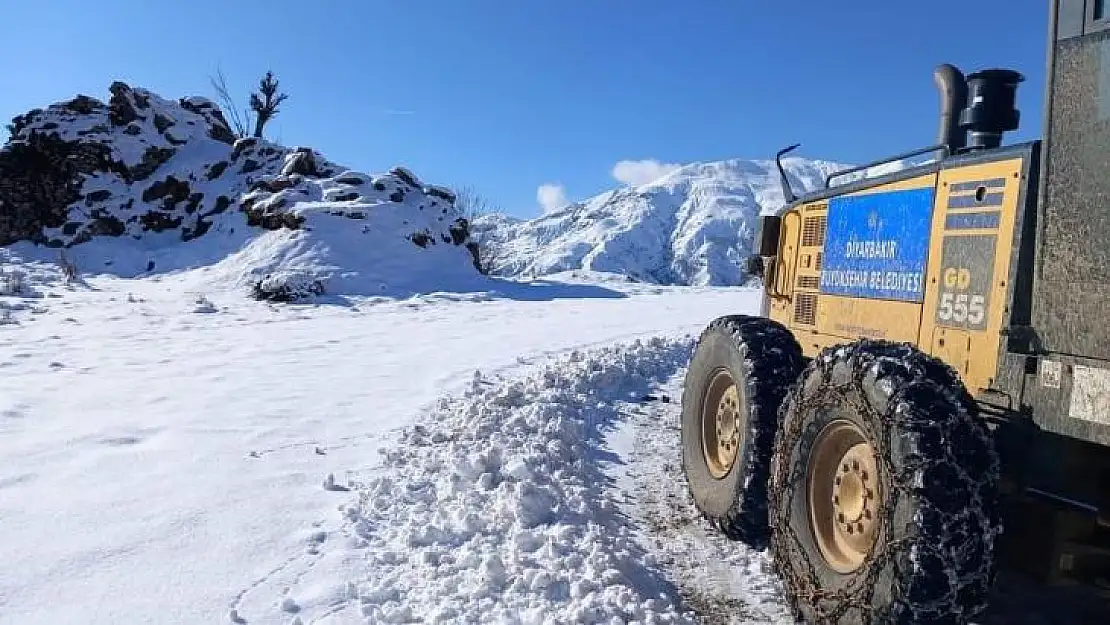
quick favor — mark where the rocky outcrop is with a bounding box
[0,82,477,277]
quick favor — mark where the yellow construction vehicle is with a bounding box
[680,1,1110,622]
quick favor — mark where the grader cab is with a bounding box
[680,1,1110,621]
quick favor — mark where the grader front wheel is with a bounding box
[680,315,803,545]
[701,369,744,479]
[768,341,1002,624]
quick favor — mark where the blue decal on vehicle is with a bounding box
[820,187,935,302]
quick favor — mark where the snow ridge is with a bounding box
[322,337,703,624]
[473,157,851,287]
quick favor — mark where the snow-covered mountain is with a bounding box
[0,82,480,301]
[473,158,852,286]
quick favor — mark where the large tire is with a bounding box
[768,340,1001,624]
[681,314,804,546]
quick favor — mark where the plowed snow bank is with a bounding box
[245,337,704,624]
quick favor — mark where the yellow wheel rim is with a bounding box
[806,420,883,573]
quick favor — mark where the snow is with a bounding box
[0,259,770,625]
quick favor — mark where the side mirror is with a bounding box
[756,215,782,256]
[745,255,765,277]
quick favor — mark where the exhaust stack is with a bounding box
[959,69,1024,150]
[934,64,969,151]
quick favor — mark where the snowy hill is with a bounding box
[473,157,851,286]
[0,82,480,301]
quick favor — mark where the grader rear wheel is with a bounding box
[806,420,882,574]
[680,315,803,545]
[768,340,1002,624]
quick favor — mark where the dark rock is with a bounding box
[390,166,422,188]
[251,275,325,302]
[373,181,387,192]
[147,260,155,271]
[123,124,142,136]
[141,176,191,210]
[130,146,176,182]
[425,185,457,203]
[212,196,231,214]
[8,109,43,136]
[132,90,150,110]
[336,175,365,186]
[63,95,101,115]
[182,215,212,241]
[466,241,482,273]
[153,113,174,133]
[242,200,304,231]
[206,161,228,180]
[240,159,261,174]
[86,189,112,203]
[108,83,141,126]
[281,148,318,177]
[62,222,81,235]
[447,218,470,245]
[89,215,125,236]
[332,191,360,202]
[250,176,296,194]
[41,122,59,131]
[139,210,182,232]
[410,232,433,248]
[185,192,204,214]
[346,211,365,219]
[0,133,116,245]
[389,190,404,203]
[231,137,258,160]
[208,124,237,145]
[179,97,236,145]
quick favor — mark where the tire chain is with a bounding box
[768,341,1001,625]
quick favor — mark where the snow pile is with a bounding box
[333,337,703,624]
[473,157,850,286]
[0,83,479,301]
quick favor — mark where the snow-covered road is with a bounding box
[0,270,761,625]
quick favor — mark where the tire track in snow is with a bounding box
[609,374,797,625]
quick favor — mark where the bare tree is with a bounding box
[209,67,252,138]
[250,71,289,139]
[452,185,507,275]
[454,184,498,222]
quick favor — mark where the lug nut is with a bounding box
[842,463,850,473]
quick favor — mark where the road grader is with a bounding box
[680,1,1110,622]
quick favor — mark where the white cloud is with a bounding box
[537,183,569,214]
[611,159,681,186]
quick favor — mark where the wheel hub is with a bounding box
[701,369,744,478]
[807,421,883,573]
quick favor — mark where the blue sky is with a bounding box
[2,1,1048,217]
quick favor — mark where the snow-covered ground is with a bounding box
[0,257,771,624]
[3,263,1107,624]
